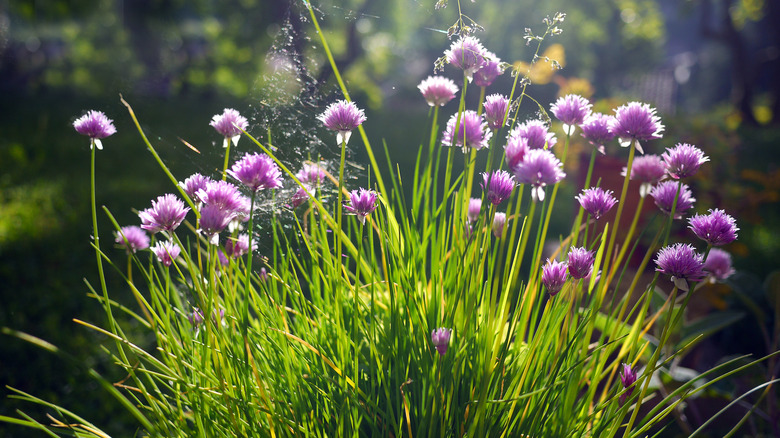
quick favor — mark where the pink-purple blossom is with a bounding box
[510,120,557,150]
[297,162,327,186]
[661,143,709,180]
[318,100,366,145]
[655,243,706,291]
[196,180,246,213]
[431,327,452,357]
[542,259,569,296]
[442,110,492,153]
[619,363,638,406]
[73,110,116,150]
[210,108,249,147]
[228,152,283,192]
[609,102,664,153]
[492,212,507,238]
[576,187,618,220]
[483,94,510,131]
[114,226,149,254]
[179,173,213,203]
[344,188,378,225]
[198,204,237,244]
[481,170,515,205]
[445,36,487,80]
[551,94,592,133]
[225,233,257,258]
[567,247,595,280]
[139,194,190,234]
[650,180,696,219]
[623,154,666,198]
[505,135,530,171]
[291,163,328,208]
[688,209,738,246]
[473,51,502,87]
[512,149,566,202]
[418,76,459,107]
[703,248,735,281]
[580,113,615,154]
[468,198,482,223]
[151,240,181,267]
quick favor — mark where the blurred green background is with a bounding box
[1,0,778,436]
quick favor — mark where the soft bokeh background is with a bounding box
[1,0,778,435]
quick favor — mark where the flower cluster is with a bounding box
[418,76,459,107]
[442,110,492,152]
[73,110,116,150]
[431,327,452,356]
[576,187,618,220]
[551,94,592,134]
[609,102,664,153]
[211,108,249,148]
[542,259,569,296]
[319,100,366,145]
[344,188,378,225]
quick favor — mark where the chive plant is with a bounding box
[3,2,774,437]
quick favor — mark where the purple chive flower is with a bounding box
[188,308,224,328]
[473,51,503,87]
[483,94,510,131]
[318,100,366,145]
[290,187,312,209]
[216,249,229,267]
[481,170,515,205]
[151,240,181,267]
[228,152,283,192]
[623,154,667,198]
[551,94,592,134]
[650,180,696,219]
[468,198,482,223]
[225,233,256,258]
[442,110,492,153]
[655,243,706,291]
[510,120,558,150]
[619,363,638,406]
[704,248,735,281]
[188,309,205,327]
[542,259,569,296]
[580,113,615,155]
[512,149,566,202]
[431,327,453,357]
[576,187,618,220]
[259,267,269,281]
[210,108,249,148]
[567,247,595,280]
[179,173,213,203]
[492,212,507,238]
[198,204,236,244]
[73,110,116,150]
[290,163,327,208]
[114,226,150,254]
[609,102,664,154]
[297,162,327,186]
[418,76,459,107]
[661,143,709,180]
[505,135,530,171]
[688,209,739,246]
[344,188,378,225]
[197,180,245,213]
[139,194,190,234]
[445,36,487,80]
